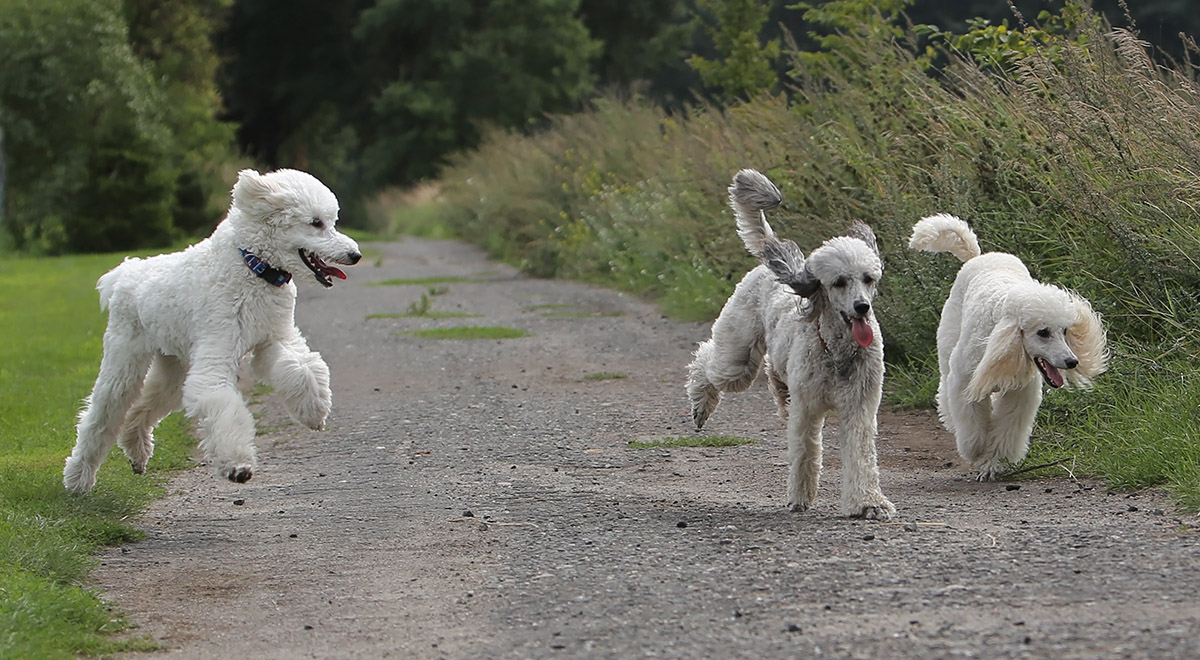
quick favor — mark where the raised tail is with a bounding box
[95,257,140,311]
[908,213,982,263]
[728,169,806,287]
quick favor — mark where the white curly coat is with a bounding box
[687,170,895,519]
[909,214,1108,480]
[63,169,361,494]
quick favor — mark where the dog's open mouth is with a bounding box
[1035,357,1065,388]
[841,313,874,347]
[299,249,347,288]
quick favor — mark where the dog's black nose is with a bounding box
[1065,357,1079,369]
[853,301,870,316]
[347,251,362,265]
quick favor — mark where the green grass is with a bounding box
[584,372,627,381]
[367,289,479,320]
[402,326,530,340]
[0,252,196,658]
[628,436,757,449]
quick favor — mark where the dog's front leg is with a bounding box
[988,381,1042,468]
[183,348,257,483]
[836,403,896,521]
[253,331,331,431]
[786,401,824,512]
[947,371,1002,480]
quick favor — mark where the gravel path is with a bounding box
[93,238,1200,659]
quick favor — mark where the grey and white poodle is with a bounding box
[686,169,895,519]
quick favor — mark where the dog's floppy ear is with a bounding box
[779,262,820,298]
[1064,294,1109,386]
[847,221,883,268]
[232,169,288,220]
[965,319,1036,401]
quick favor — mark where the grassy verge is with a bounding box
[0,253,195,658]
[628,436,758,449]
[398,3,1200,506]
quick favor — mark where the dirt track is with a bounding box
[93,237,1200,659]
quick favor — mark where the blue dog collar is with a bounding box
[239,249,292,287]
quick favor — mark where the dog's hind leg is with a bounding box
[253,331,332,431]
[686,309,767,429]
[64,332,154,493]
[686,340,723,429]
[785,400,825,512]
[117,353,185,475]
[764,356,789,420]
[183,347,257,483]
[987,380,1042,469]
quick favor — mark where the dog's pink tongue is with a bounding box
[1046,363,1064,388]
[851,318,874,347]
[324,266,347,280]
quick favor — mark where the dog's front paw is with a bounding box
[223,465,254,483]
[787,500,812,513]
[844,491,896,520]
[289,390,330,431]
[297,408,328,431]
[974,461,1005,482]
[854,500,897,521]
[62,457,98,494]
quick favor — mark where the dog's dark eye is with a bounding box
[833,277,847,288]
[863,275,875,286]
[310,218,324,229]
[1036,328,1051,338]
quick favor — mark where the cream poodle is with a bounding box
[909,214,1108,480]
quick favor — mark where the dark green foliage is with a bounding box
[353,0,600,188]
[218,0,599,222]
[688,0,782,100]
[0,0,234,254]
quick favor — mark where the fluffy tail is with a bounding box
[908,213,981,263]
[729,169,782,257]
[728,169,806,286]
[96,260,133,311]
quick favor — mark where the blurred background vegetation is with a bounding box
[2,0,1197,251]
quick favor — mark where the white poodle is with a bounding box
[909,214,1108,480]
[63,169,361,494]
[687,169,895,519]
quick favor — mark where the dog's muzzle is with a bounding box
[299,249,359,288]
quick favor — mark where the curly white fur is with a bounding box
[687,169,895,519]
[909,213,1108,480]
[63,169,361,494]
